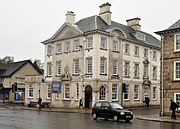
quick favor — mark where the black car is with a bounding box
[92,101,133,122]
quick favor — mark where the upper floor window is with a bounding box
[144,48,148,58]
[153,51,157,60]
[56,61,61,76]
[174,61,180,80]
[73,59,79,74]
[74,40,80,51]
[112,60,118,75]
[124,62,130,77]
[112,40,118,51]
[175,34,180,51]
[86,37,93,49]
[47,62,52,76]
[47,45,52,55]
[143,64,148,78]
[56,43,62,53]
[134,46,139,56]
[100,57,107,74]
[86,57,92,74]
[65,41,70,52]
[152,66,157,80]
[100,37,107,49]
[124,43,130,55]
[134,63,139,78]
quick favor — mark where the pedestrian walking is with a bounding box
[169,99,178,119]
[38,97,42,110]
[145,97,150,107]
[79,98,83,109]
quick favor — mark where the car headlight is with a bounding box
[120,112,125,115]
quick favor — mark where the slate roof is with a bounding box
[42,15,160,48]
[155,19,180,35]
[0,60,43,77]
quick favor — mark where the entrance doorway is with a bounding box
[85,85,92,108]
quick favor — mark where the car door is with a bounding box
[101,102,111,118]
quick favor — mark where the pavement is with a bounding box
[1,103,180,124]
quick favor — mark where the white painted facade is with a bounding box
[40,3,160,108]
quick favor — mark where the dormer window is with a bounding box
[136,32,146,41]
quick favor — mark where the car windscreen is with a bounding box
[110,103,123,110]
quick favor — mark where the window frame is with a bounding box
[100,57,107,74]
[56,43,62,53]
[134,85,139,100]
[74,39,80,51]
[134,63,139,78]
[174,34,180,51]
[86,57,92,74]
[47,45,52,56]
[28,85,33,98]
[86,37,93,49]
[124,43,130,55]
[174,61,180,80]
[65,41,71,52]
[64,83,70,99]
[174,93,180,110]
[56,61,61,76]
[100,37,107,49]
[112,40,118,51]
[99,86,106,101]
[112,60,118,75]
[134,46,139,56]
[152,66,157,80]
[124,61,130,77]
[73,58,80,74]
[112,84,118,100]
[47,62,52,76]
[153,86,157,100]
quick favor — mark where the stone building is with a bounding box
[155,19,180,114]
[42,2,161,108]
[0,60,43,103]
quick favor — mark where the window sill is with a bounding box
[100,73,107,76]
[28,97,33,99]
[72,50,80,52]
[55,52,62,55]
[112,50,120,53]
[100,48,108,51]
[72,74,80,76]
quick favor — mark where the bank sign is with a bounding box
[51,80,61,93]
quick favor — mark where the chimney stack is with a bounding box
[126,17,141,31]
[66,11,75,24]
[99,2,111,25]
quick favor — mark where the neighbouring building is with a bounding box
[155,19,180,114]
[0,60,43,103]
[41,2,161,108]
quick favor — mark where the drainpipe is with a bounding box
[160,35,164,116]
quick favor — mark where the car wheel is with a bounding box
[113,115,119,122]
[92,113,98,120]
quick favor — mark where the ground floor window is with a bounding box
[174,93,180,109]
[64,84,70,99]
[112,84,118,100]
[28,85,33,98]
[134,85,139,100]
[99,86,106,100]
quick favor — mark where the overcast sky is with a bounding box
[0,0,179,62]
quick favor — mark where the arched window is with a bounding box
[99,86,106,100]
